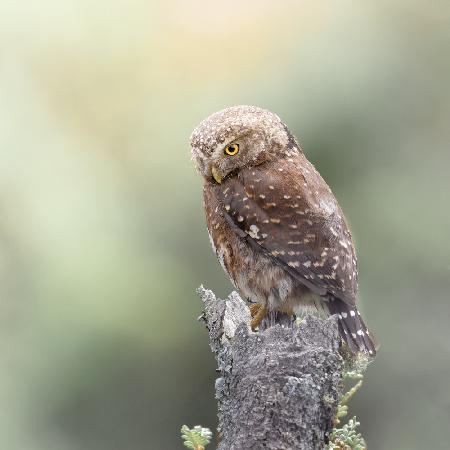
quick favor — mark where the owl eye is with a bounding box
[224,143,239,156]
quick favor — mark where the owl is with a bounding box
[190,105,376,355]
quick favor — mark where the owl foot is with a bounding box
[249,303,261,318]
[250,304,268,331]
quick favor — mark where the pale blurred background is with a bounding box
[0,1,449,449]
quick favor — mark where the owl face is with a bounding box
[190,105,292,183]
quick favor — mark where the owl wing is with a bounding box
[217,156,358,306]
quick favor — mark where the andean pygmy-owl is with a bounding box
[190,105,376,355]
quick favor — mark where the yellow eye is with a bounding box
[224,143,239,156]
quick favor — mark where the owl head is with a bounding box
[190,105,299,184]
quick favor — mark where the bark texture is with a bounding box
[198,286,343,450]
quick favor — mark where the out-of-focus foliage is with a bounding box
[0,1,449,449]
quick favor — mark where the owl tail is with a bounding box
[327,296,377,356]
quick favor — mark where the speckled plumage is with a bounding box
[190,105,376,355]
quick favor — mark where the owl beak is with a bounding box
[211,165,222,184]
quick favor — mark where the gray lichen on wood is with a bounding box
[198,286,343,450]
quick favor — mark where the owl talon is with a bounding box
[250,304,268,331]
[249,303,261,318]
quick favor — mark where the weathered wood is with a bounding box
[198,286,343,450]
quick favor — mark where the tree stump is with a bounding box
[198,286,343,450]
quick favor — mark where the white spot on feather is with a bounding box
[248,224,260,239]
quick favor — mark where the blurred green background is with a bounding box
[1,1,449,449]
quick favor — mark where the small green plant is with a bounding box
[329,417,366,450]
[328,354,370,449]
[181,425,212,450]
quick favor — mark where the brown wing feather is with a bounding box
[217,153,358,305]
